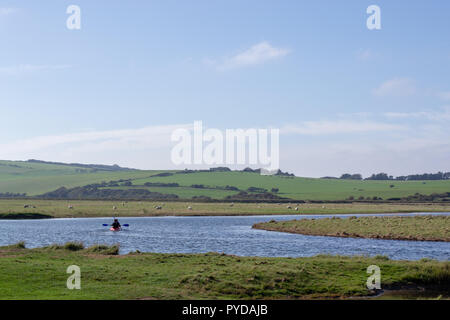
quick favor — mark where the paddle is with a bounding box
[103,224,129,227]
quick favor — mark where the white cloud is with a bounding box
[281,138,450,178]
[281,120,405,135]
[373,78,416,97]
[1,113,449,176]
[0,124,191,169]
[384,107,450,121]
[208,41,290,71]
[0,64,72,76]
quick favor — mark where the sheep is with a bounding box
[295,207,299,211]
[286,206,292,209]
[113,206,117,210]
[187,206,192,210]
[155,206,162,210]
[68,205,73,209]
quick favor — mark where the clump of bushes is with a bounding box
[374,254,390,261]
[224,185,239,191]
[144,182,179,187]
[10,241,26,249]
[247,187,267,193]
[44,242,84,251]
[86,244,119,255]
[64,242,84,251]
[43,242,119,255]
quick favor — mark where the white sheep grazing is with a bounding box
[156,206,162,210]
[68,205,73,209]
[113,206,117,210]
[187,206,192,210]
[295,207,299,211]
[287,206,292,209]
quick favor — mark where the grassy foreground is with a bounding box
[253,216,450,242]
[1,199,450,218]
[0,243,448,299]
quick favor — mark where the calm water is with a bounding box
[0,212,449,260]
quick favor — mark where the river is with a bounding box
[0,212,448,260]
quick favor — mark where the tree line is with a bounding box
[324,172,450,181]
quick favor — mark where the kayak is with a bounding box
[110,227,121,232]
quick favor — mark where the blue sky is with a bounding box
[1,1,449,177]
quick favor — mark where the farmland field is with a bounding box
[1,199,449,218]
[1,160,449,201]
[0,160,162,196]
[129,171,450,201]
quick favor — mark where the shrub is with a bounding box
[11,241,26,249]
[374,255,390,261]
[86,244,119,255]
[64,242,84,251]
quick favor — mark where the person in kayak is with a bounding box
[111,219,121,230]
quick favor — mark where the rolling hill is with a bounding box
[0,160,160,196]
[0,160,449,201]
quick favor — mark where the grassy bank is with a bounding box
[0,212,53,219]
[0,243,448,299]
[253,215,450,242]
[0,199,450,218]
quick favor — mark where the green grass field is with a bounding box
[1,199,450,218]
[0,160,160,196]
[130,171,450,200]
[1,160,449,201]
[253,216,450,242]
[100,186,239,199]
[0,243,448,299]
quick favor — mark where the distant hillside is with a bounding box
[0,160,449,201]
[125,170,450,201]
[0,160,160,196]
[27,159,133,171]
